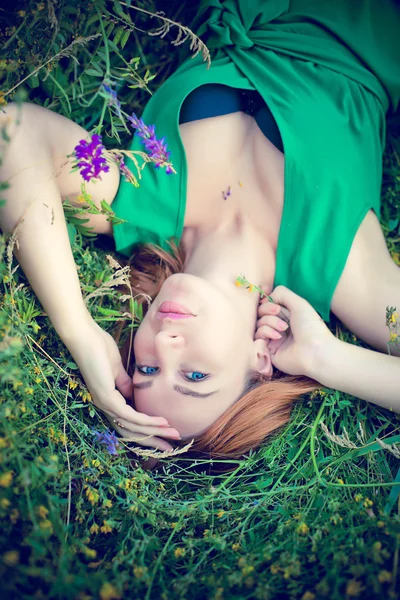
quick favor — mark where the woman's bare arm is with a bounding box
[308,337,400,412]
[0,102,118,343]
[0,102,179,446]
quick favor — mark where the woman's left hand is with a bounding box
[67,320,179,450]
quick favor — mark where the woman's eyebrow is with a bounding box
[173,385,218,398]
[132,380,218,398]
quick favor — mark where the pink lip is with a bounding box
[156,312,193,320]
[158,301,193,315]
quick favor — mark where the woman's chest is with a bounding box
[180,112,285,250]
[179,112,387,304]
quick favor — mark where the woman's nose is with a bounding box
[154,330,185,352]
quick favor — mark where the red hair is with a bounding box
[114,240,322,462]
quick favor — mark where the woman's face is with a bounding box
[133,273,263,439]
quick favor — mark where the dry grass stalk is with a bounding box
[119,3,211,68]
[84,255,132,304]
[376,438,400,458]
[320,421,358,449]
[121,439,194,459]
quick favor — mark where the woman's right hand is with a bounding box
[255,285,336,376]
[66,320,180,450]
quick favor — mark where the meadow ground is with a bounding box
[0,1,399,599]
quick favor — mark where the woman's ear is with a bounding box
[251,339,273,378]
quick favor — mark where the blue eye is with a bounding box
[184,371,208,381]
[136,365,159,375]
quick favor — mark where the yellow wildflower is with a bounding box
[10,509,19,524]
[85,486,100,506]
[378,570,392,583]
[90,523,99,534]
[241,565,255,576]
[2,550,19,566]
[82,546,97,559]
[389,312,398,324]
[377,520,385,528]
[390,332,398,342]
[337,478,345,485]
[68,379,78,390]
[99,582,121,600]
[100,521,113,534]
[0,471,13,488]
[39,519,53,533]
[0,438,8,449]
[293,513,301,520]
[35,378,42,384]
[296,522,309,535]
[36,505,49,519]
[217,510,225,518]
[248,284,255,292]
[232,543,240,551]
[170,522,177,528]
[0,498,10,509]
[102,499,112,509]
[13,381,23,389]
[363,498,373,508]
[174,547,186,558]
[330,514,343,525]
[37,2,45,10]
[33,366,41,374]
[235,280,243,287]
[270,563,280,575]
[133,566,146,579]
[346,578,365,597]
[24,387,34,395]
[301,593,316,600]
[354,494,363,502]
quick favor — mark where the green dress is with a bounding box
[111,0,400,322]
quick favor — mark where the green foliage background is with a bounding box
[0,1,400,599]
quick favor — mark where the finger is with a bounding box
[102,391,170,427]
[109,418,181,439]
[120,430,174,452]
[255,324,282,340]
[257,315,290,332]
[269,285,305,311]
[115,367,133,401]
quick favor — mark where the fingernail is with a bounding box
[278,322,289,331]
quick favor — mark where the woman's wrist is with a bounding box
[55,308,99,352]
[305,335,342,382]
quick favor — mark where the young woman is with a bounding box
[1,0,400,458]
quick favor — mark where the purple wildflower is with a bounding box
[102,83,122,118]
[74,134,110,182]
[127,113,174,174]
[117,154,135,183]
[92,428,119,456]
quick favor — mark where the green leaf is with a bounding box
[66,362,79,370]
[100,199,114,214]
[120,30,130,49]
[388,218,399,231]
[86,68,104,77]
[113,26,125,47]
[383,466,400,516]
[67,223,77,246]
[106,22,115,37]
[96,307,123,317]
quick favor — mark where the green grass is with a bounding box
[0,1,400,599]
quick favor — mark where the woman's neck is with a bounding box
[182,207,276,314]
